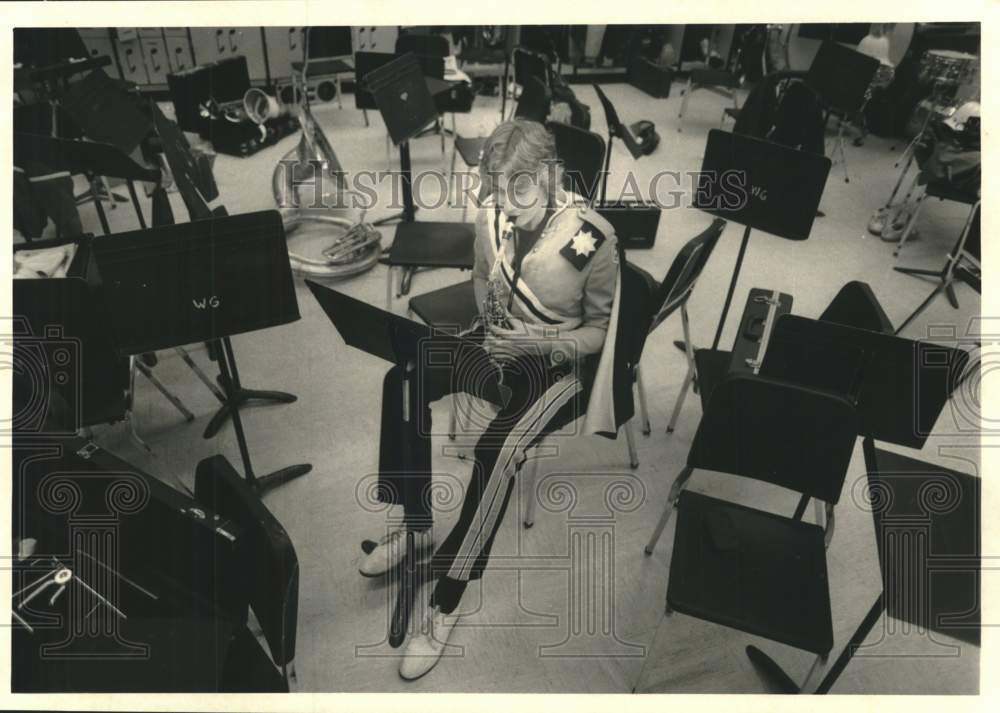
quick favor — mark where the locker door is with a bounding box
[228,27,268,81]
[141,36,170,85]
[190,27,229,66]
[264,26,304,81]
[165,32,195,73]
[115,35,149,85]
[79,29,121,80]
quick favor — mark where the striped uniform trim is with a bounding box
[497,260,567,326]
[448,374,584,581]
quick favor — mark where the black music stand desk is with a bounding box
[90,211,312,495]
[366,52,475,306]
[15,132,161,235]
[695,129,830,351]
[745,315,976,692]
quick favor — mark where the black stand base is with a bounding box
[746,645,801,693]
[203,373,299,439]
[214,336,311,496]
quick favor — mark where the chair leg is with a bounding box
[824,503,836,549]
[363,108,370,127]
[893,192,927,259]
[667,305,698,434]
[522,451,540,528]
[666,365,695,434]
[635,365,651,435]
[644,465,693,554]
[677,78,693,130]
[385,266,395,310]
[336,76,343,109]
[624,420,639,469]
[448,394,458,440]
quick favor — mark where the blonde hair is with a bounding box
[479,119,563,203]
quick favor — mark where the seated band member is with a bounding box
[363,118,623,680]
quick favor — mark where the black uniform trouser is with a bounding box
[378,330,588,614]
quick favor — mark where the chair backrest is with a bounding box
[514,75,550,123]
[600,243,657,432]
[194,455,299,674]
[688,373,857,504]
[650,218,727,330]
[354,51,395,111]
[819,281,894,335]
[547,120,606,204]
[513,46,550,89]
[305,26,353,60]
[396,32,450,58]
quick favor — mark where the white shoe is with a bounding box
[399,605,459,681]
[358,528,435,578]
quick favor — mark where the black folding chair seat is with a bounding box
[291,58,353,76]
[387,221,475,270]
[408,279,479,334]
[924,180,978,205]
[455,135,487,168]
[669,490,834,655]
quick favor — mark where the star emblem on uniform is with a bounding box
[571,230,598,257]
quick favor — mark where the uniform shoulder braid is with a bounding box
[558,208,616,272]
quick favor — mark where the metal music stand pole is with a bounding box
[711,224,753,350]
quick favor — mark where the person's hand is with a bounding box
[484,317,551,362]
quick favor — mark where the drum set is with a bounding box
[904,48,978,138]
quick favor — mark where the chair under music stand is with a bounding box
[740,313,974,692]
[643,373,859,692]
[892,180,979,260]
[366,52,476,306]
[677,68,741,132]
[293,26,354,111]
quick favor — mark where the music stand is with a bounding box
[744,314,975,692]
[805,41,879,183]
[14,132,161,235]
[90,211,312,496]
[306,279,503,647]
[894,202,981,335]
[366,52,476,303]
[695,129,830,350]
[592,84,646,204]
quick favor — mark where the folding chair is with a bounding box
[892,180,979,260]
[677,68,741,132]
[522,245,659,527]
[293,27,353,110]
[644,374,858,691]
[641,218,727,434]
[545,120,607,205]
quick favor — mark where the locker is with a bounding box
[263,26,305,81]
[354,26,397,52]
[78,29,121,80]
[165,32,195,73]
[190,27,267,81]
[141,36,170,85]
[115,37,149,85]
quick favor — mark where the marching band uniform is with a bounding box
[371,188,626,624]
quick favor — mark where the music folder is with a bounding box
[306,280,505,404]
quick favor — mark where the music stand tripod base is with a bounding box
[202,371,300,440]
